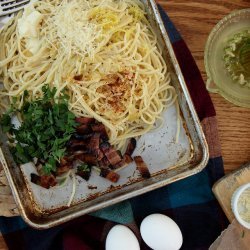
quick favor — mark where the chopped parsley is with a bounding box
[0,86,77,175]
[223,30,250,87]
[77,163,91,172]
[76,163,91,181]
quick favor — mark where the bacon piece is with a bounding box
[31,173,57,189]
[72,133,95,141]
[112,158,125,169]
[56,165,71,175]
[60,156,70,166]
[125,138,136,156]
[72,150,88,156]
[110,158,128,169]
[89,133,104,160]
[74,153,97,166]
[98,156,111,168]
[124,154,133,164]
[76,124,91,134]
[91,123,108,140]
[134,156,151,179]
[100,168,120,183]
[112,155,133,169]
[40,175,57,189]
[96,149,104,161]
[75,117,95,125]
[111,139,136,169]
[73,74,83,81]
[89,133,100,150]
[67,139,88,151]
[100,142,122,166]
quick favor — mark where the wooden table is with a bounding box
[0,0,250,248]
[159,0,250,173]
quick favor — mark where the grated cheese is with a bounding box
[46,0,105,58]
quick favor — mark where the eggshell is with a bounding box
[105,225,140,250]
[140,213,183,250]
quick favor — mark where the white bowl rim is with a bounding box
[231,183,250,229]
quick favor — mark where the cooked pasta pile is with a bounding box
[0,0,177,150]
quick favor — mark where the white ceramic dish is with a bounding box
[231,183,250,229]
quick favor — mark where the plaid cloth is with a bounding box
[0,6,229,250]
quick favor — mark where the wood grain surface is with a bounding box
[158,0,250,173]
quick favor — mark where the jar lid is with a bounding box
[204,9,250,108]
[231,183,250,229]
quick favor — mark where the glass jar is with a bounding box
[204,9,250,108]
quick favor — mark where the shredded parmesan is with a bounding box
[46,0,105,58]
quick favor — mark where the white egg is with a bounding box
[140,213,183,250]
[105,225,140,250]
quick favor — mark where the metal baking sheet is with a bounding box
[0,0,208,229]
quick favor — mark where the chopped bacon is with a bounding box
[110,139,135,169]
[112,154,133,170]
[31,174,57,189]
[91,123,108,140]
[89,133,100,150]
[76,124,91,134]
[72,133,94,141]
[112,158,126,169]
[40,175,57,189]
[100,142,122,166]
[96,149,104,161]
[99,141,110,151]
[31,116,140,188]
[106,171,120,183]
[60,156,70,166]
[75,117,95,125]
[98,156,111,168]
[74,153,97,166]
[124,154,133,164]
[134,156,151,179]
[56,165,71,175]
[89,133,104,160]
[72,150,88,156]
[67,139,88,151]
[100,168,120,183]
[73,74,83,81]
[125,138,136,156]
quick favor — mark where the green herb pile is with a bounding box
[76,163,91,181]
[223,29,250,87]
[0,86,77,175]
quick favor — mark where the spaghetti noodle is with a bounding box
[0,0,177,150]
